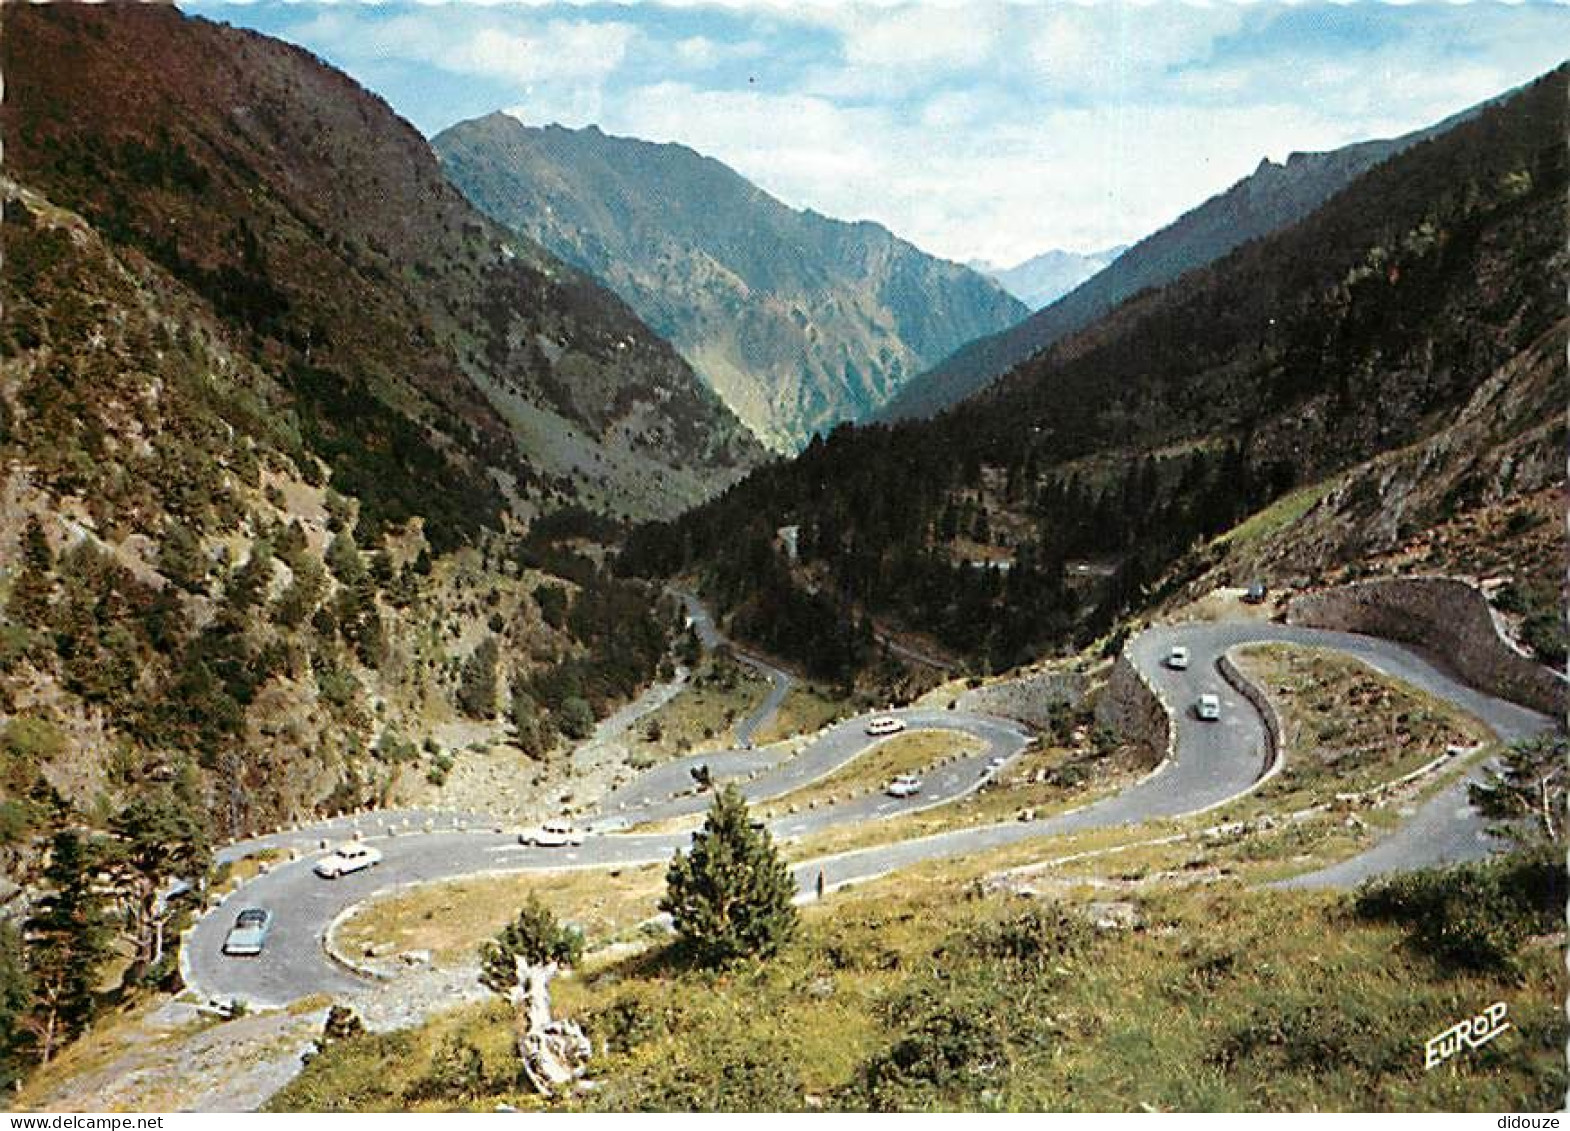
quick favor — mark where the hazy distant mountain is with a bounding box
[969,245,1127,309]
[881,105,1481,423]
[434,115,1028,451]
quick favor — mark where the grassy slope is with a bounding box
[269,864,1566,1112]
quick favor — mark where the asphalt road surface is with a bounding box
[187,612,1555,1008]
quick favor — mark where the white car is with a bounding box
[313,843,383,879]
[519,820,585,848]
[1195,693,1222,722]
[865,715,907,737]
[1166,645,1191,670]
[885,774,923,798]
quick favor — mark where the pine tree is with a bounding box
[107,785,212,982]
[457,636,499,719]
[659,785,798,967]
[25,830,110,1064]
[6,516,54,629]
[0,920,35,1090]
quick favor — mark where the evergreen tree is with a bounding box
[1469,735,1567,846]
[106,785,212,982]
[457,636,499,719]
[157,520,207,593]
[25,830,110,1064]
[325,530,365,587]
[6,517,54,629]
[226,538,274,613]
[0,920,34,1090]
[556,696,594,741]
[659,785,798,967]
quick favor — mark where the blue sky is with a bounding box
[185,1,1570,266]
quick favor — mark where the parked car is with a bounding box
[866,715,907,737]
[885,774,923,798]
[222,908,274,956]
[519,820,586,848]
[1242,581,1269,605]
[313,843,383,879]
[1195,693,1222,722]
[1166,645,1191,670]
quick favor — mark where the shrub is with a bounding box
[478,895,584,993]
[1351,849,1564,972]
[852,998,1007,1110]
[556,696,595,741]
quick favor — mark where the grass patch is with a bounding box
[332,865,667,968]
[780,739,1145,860]
[1214,481,1334,549]
[761,729,982,815]
[751,682,850,746]
[1232,644,1491,811]
[625,658,770,769]
[271,853,1567,1111]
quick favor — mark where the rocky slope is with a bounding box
[433,114,1027,451]
[0,2,766,867]
[2,4,763,529]
[881,107,1481,423]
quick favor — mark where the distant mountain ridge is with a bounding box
[969,245,1127,309]
[880,106,1481,423]
[433,114,1028,451]
[624,64,1567,678]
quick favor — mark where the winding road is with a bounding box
[186,603,1557,1009]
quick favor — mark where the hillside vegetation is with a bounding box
[0,4,740,1087]
[622,66,1567,681]
[269,853,1566,1112]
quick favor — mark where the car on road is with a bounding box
[1195,693,1222,722]
[1242,581,1269,605]
[1166,645,1191,670]
[866,715,906,737]
[885,774,923,798]
[313,843,383,879]
[222,907,273,956]
[519,820,586,848]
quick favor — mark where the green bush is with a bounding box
[1352,849,1565,972]
[556,696,595,741]
[478,895,585,993]
[852,998,1008,1110]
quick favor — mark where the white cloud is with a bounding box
[840,4,1002,71]
[672,34,765,68]
[1026,3,1246,93]
[260,1,1570,265]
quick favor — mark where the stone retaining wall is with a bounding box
[1286,576,1565,718]
[956,670,1090,730]
[1094,654,1170,769]
[1216,650,1283,785]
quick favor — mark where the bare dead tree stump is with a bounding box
[509,958,592,1095]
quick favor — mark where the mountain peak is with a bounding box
[434,119,1027,451]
